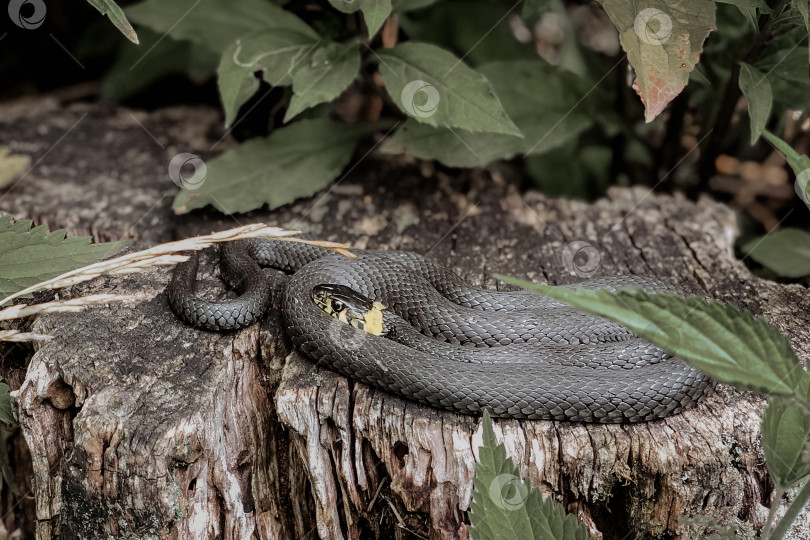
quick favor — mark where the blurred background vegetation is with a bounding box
[2,0,810,281]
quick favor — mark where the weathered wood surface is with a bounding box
[3,97,810,539]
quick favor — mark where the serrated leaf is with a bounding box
[126,0,318,53]
[381,60,593,166]
[469,411,592,540]
[763,378,810,488]
[217,29,319,126]
[741,228,810,278]
[597,0,715,122]
[86,0,139,44]
[0,216,130,300]
[172,119,386,215]
[360,0,392,36]
[738,63,773,144]
[496,277,805,398]
[376,42,522,136]
[285,40,361,122]
[0,378,11,424]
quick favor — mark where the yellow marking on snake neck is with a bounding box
[313,288,386,336]
[363,301,386,336]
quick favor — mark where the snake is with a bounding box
[167,238,712,422]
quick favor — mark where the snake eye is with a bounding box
[331,300,344,312]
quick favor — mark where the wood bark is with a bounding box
[2,98,810,539]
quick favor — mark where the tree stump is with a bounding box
[3,98,810,539]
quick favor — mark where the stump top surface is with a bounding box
[7,98,810,540]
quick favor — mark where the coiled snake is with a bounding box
[167,238,711,422]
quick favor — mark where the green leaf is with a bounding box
[217,55,260,129]
[360,0,392,36]
[762,131,810,206]
[399,1,537,67]
[469,410,593,540]
[217,33,360,125]
[381,60,594,166]
[738,63,773,144]
[172,119,387,215]
[597,0,715,122]
[755,43,810,85]
[714,0,771,9]
[495,277,806,398]
[750,26,810,111]
[0,378,12,425]
[739,6,760,30]
[763,377,810,488]
[0,216,130,300]
[741,228,810,278]
[714,0,772,29]
[86,0,139,44]
[126,0,318,54]
[376,43,522,136]
[285,41,361,122]
[328,0,360,13]
[763,131,810,174]
[216,29,320,126]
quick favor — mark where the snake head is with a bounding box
[312,284,387,336]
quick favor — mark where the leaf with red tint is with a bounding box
[598,0,715,122]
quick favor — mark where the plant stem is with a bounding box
[769,481,810,539]
[763,485,786,538]
[656,90,688,191]
[694,0,786,194]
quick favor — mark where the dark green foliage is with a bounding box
[469,411,593,540]
[497,276,810,538]
[0,215,130,301]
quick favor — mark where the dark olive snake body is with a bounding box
[168,239,712,422]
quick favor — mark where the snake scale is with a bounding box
[168,238,712,422]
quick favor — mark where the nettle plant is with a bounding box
[82,0,810,216]
[52,0,810,537]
